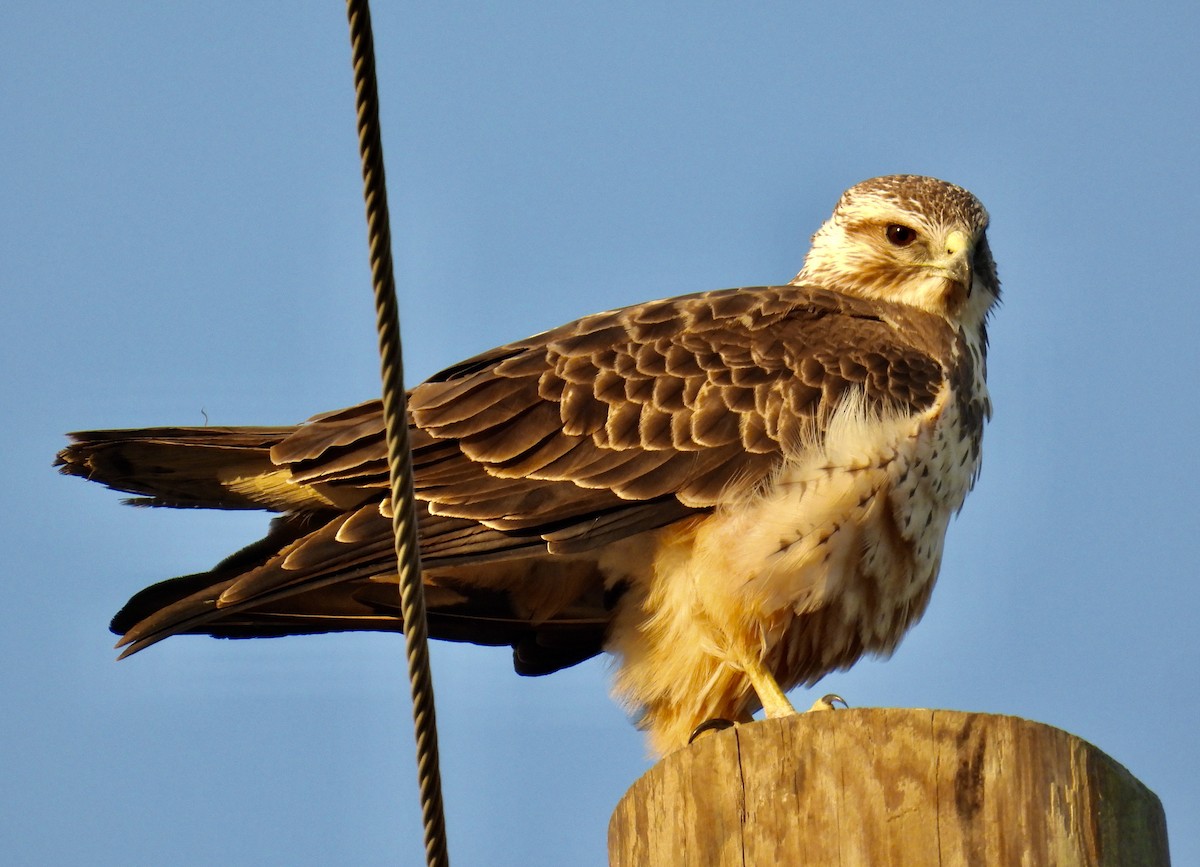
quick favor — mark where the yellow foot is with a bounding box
[743,659,797,719]
[687,696,848,745]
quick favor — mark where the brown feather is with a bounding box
[62,283,958,659]
[59,175,999,754]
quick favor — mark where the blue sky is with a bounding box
[4,2,1198,864]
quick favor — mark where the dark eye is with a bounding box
[885,224,917,246]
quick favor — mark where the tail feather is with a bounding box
[62,413,619,676]
[109,513,319,636]
[55,427,345,511]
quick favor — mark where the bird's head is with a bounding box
[794,175,1000,331]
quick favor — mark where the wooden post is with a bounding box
[608,708,1169,866]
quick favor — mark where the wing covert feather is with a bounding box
[267,284,952,551]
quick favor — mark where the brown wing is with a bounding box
[61,284,952,667]
[276,284,949,538]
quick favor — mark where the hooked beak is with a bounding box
[941,229,974,292]
[927,229,974,311]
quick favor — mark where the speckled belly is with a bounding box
[697,384,983,676]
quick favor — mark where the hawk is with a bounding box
[58,175,998,756]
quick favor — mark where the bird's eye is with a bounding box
[885,224,917,247]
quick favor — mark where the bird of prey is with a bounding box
[58,175,999,756]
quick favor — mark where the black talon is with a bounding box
[688,718,736,744]
[808,693,849,711]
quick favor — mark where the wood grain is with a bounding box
[608,709,1169,866]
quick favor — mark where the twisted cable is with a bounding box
[345,2,450,865]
